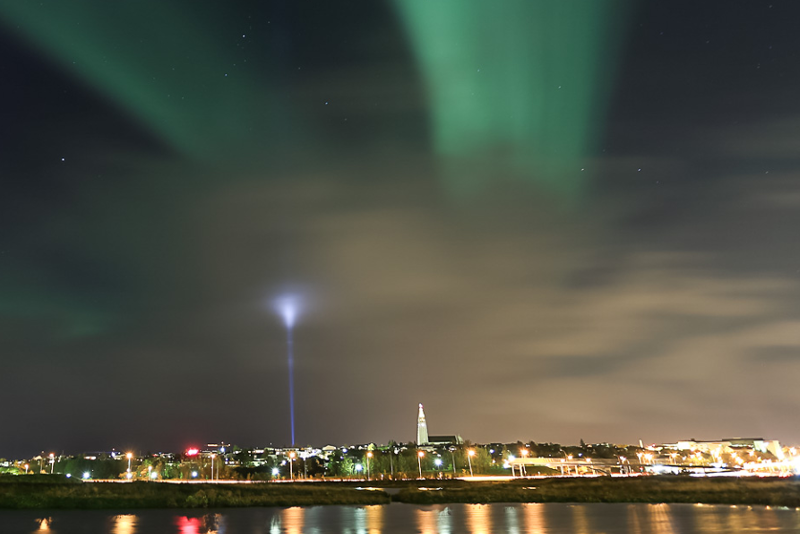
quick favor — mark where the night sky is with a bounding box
[3,1,800,458]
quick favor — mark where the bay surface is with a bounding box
[2,502,799,533]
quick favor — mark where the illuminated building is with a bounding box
[416,404,429,445]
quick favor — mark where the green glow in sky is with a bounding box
[0,1,285,161]
[394,0,631,199]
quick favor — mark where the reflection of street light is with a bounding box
[417,451,425,479]
[467,449,475,477]
[366,452,373,481]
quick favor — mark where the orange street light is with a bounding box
[467,449,475,477]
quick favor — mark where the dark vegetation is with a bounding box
[393,477,800,507]
[3,475,800,509]
[0,477,389,509]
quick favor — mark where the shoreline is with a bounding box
[2,477,799,510]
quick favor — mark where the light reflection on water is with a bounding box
[174,514,224,534]
[571,504,589,534]
[114,514,137,534]
[522,502,546,533]
[8,503,800,534]
[464,504,491,534]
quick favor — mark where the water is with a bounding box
[2,502,800,534]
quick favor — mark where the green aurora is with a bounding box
[394,0,632,198]
[0,1,289,161]
[1,0,631,198]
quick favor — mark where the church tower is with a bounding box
[416,403,429,445]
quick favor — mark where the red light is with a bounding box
[176,517,201,534]
[186,448,199,456]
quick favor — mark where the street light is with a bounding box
[417,451,425,479]
[366,452,373,481]
[126,453,133,475]
[211,454,216,481]
[449,448,457,477]
[24,464,29,475]
[49,453,55,474]
[467,449,475,477]
[289,452,296,481]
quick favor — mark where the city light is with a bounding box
[83,472,90,479]
[274,295,301,329]
[186,448,199,456]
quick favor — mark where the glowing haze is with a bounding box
[274,296,302,330]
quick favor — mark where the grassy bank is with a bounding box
[0,479,390,509]
[393,477,800,507]
[4,476,800,509]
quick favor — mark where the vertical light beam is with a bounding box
[275,295,301,446]
[286,322,296,447]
